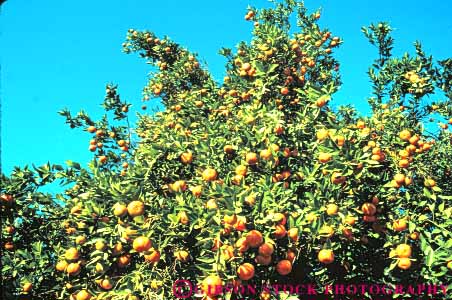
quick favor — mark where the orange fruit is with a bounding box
[399,130,411,141]
[394,174,406,185]
[273,212,287,225]
[393,219,407,231]
[361,203,377,216]
[95,240,106,251]
[246,152,259,165]
[246,230,263,248]
[276,259,292,275]
[235,165,247,176]
[206,199,218,210]
[258,242,274,256]
[344,215,356,226]
[56,260,68,272]
[286,249,296,262]
[288,227,299,241]
[320,225,334,238]
[175,250,190,262]
[127,200,145,217]
[318,249,334,264]
[318,152,332,163]
[255,254,272,265]
[191,185,202,197]
[178,211,190,225]
[331,172,346,184]
[99,279,113,290]
[424,178,436,188]
[397,258,412,270]
[326,204,339,216]
[23,282,32,292]
[202,168,218,181]
[447,261,452,269]
[280,87,289,95]
[224,214,237,225]
[316,129,329,141]
[144,249,161,263]
[201,275,223,297]
[98,155,108,164]
[237,263,255,280]
[410,232,419,240]
[169,180,187,192]
[180,152,193,164]
[133,236,152,252]
[224,145,235,154]
[75,235,87,245]
[260,149,272,160]
[65,248,80,260]
[66,262,81,276]
[399,159,410,168]
[396,244,412,258]
[117,254,131,267]
[221,246,234,261]
[235,237,249,253]
[273,224,287,239]
[113,203,128,217]
[76,290,92,300]
[87,126,96,133]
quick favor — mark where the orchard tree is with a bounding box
[2,1,452,300]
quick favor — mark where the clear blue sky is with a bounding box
[2,0,452,176]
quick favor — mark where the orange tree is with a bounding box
[2,1,452,300]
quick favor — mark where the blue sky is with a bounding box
[2,0,452,176]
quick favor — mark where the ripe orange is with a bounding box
[316,129,329,141]
[273,224,287,239]
[180,152,193,164]
[286,249,296,262]
[344,215,356,226]
[99,279,113,290]
[318,152,332,163]
[170,180,187,192]
[65,248,80,260]
[202,168,218,181]
[175,250,190,262]
[201,275,223,297]
[133,236,152,252]
[75,290,92,300]
[224,145,235,154]
[397,258,412,270]
[224,214,237,225]
[255,254,272,265]
[87,126,96,133]
[56,260,68,272]
[246,230,263,247]
[361,203,377,216]
[178,211,190,225]
[75,235,87,245]
[221,246,234,261]
[144,249,161,263]
[235,237,249,253]
[95,240,106,251]
[260,149,272,160]
[331,172,346,184]
[326,204,339,216]
[424,178,436,188]
[288,227,299,241]
[276,259,292,275]
[237,263,255,280]
[399,130,412,141]
[206,198,218,210]
[23,282,32,292]
[396,244,412,258]
[320,225,335,238]
[235,165,247,176]
[280,87,289,95]
[318,249,334,264]
[98,155,108,164]
[66,262,81,276]
[394,173,406,185]
[410,232,419,240]
[246,152,259,165]
[113,203,127,217]
[393,219,407,231]
[117,254,131,267]
[399,159,410,168]
[127,200,145,217]
[191,185,202,197]
[258,242,274,256]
